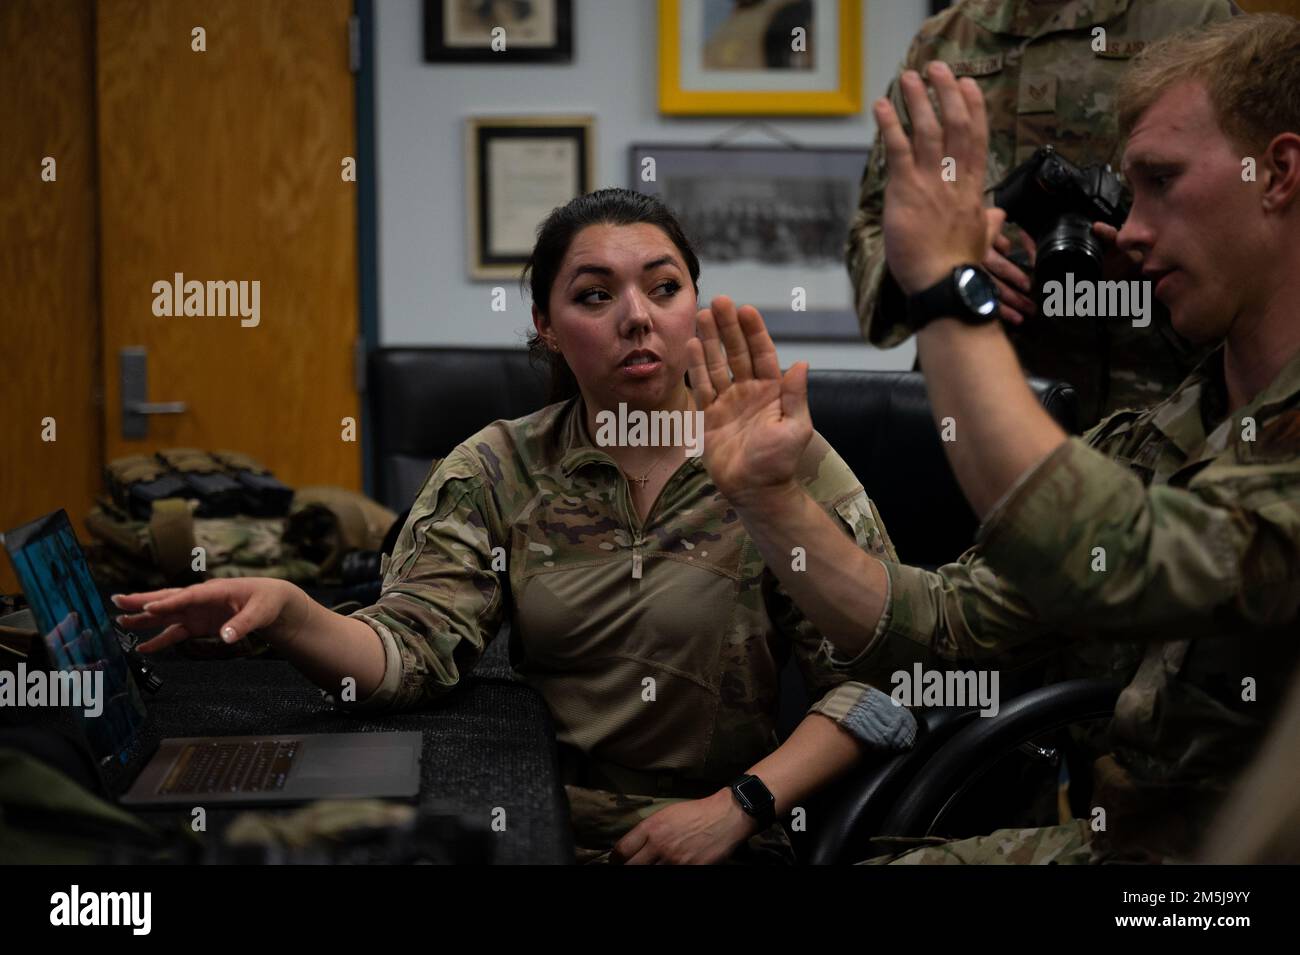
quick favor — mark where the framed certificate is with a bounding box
[466,116,594,280]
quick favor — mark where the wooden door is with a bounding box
[96,0,361,490]
[0,0,101,595]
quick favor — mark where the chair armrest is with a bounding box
[876,679,1121,838]
[802,706,978,865]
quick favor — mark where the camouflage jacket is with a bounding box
[845,343,1300,861]
[846,0,1238,429]
[349,397,911,790]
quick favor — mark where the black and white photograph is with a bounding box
[658,174,851,265]
[629,143,868,338]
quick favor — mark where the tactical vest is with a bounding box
[85,450,396,656]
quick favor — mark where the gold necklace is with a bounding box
[623,446,677,490]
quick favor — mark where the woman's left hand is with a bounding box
[610,789,759,865]
[687,295,813,509]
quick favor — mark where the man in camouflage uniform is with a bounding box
[847,0,1238,429]
[345,396,916,863]
[688,14,1300,863]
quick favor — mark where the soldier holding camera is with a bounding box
[694,11,1300,863]
[847,0,1238,428]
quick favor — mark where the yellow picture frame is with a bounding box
[658,0,862,116]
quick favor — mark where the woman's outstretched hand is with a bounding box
[686,295,812,508]
[111,577,309,653]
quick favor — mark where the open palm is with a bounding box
[686,297,813,505]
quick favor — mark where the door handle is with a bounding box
[126,401,187,414]
[120,347,188,440]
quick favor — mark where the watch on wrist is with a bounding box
[905,264,1000,331]
[729,774,777,830]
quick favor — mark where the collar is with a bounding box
[1149,342,1300,467]
[962,0,1130,39]
[556,396,706,480]
[1146,347,1222,458]
[1236,343,1300,418]
[558,396,614,477]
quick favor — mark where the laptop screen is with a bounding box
[2,509,146,765]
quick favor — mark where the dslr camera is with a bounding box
[992,145,1131,303]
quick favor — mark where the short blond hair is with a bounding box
[1118,13,1300,154]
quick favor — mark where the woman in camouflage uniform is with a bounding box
[114,189,912,864]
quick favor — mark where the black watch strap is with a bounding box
[729,774,777,830]
[905,264,1000,331]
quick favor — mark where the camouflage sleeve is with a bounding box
[344,445,506,711]
[974,438,1300,639]
[816,482,1064,672]
[845,32,926,348]
[763,441,917,751]
[855,551,1058,670]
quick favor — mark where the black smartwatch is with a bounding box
[729,774,776,830]
[905,264,1000,331]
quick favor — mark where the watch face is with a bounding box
[736,776,773,808]
[955,266,999,318]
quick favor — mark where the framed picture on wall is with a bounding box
[658,0,862,115]
[467,116,594,280]
[424,0,573,63]
[628,142,869,340]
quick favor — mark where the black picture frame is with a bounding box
[468,117,593,279]
[628,142,869,342]
[424,0,573,64]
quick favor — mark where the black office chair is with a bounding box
[798,679,1121,865]
[367,348,1099,864]
[775,369,1085,863]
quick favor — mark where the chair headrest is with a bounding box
[369,349,1078,567]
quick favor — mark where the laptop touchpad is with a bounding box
[297,738,415,778]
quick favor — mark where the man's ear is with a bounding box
[1262,132,1300,213]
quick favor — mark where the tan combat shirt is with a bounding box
[349,397,912,789]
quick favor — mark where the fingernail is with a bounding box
[221,626,237,643]
[110,594,125,608]
[143,602,156,612]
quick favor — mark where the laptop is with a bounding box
[2,509,421,807]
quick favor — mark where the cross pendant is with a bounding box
[631,475,650,489]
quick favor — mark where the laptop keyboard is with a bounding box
[159,740,299,795]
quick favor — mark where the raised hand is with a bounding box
[685,295,812,507]
[111,577,307,653]
[873,61,993,296]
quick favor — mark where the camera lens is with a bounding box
[1035,212,1105,302]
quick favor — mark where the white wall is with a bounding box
[374,0,927,371]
